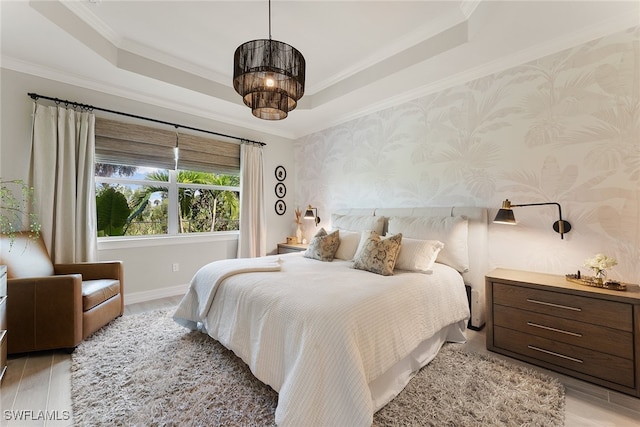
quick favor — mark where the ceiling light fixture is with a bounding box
[233,0,306,120]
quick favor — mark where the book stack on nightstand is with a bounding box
[277,243,308,254]
[486,268,640,397]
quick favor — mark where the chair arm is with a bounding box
[8,274,83,304]
[55,261,123,283]
[7,274,83,353]
[8,274,83,287]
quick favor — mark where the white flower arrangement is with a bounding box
[583,253,617,278]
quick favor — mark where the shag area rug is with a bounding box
[72,309,565,426]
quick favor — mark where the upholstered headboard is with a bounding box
[333,207,488,328]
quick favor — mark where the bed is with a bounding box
[173,207,488,426]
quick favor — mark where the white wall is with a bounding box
[294,27,640,285]
[0,69,297,302]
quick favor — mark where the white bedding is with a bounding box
[173,253,470,427]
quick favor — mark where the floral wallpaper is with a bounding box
[294,27,639,284]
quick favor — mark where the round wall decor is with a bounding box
[275,199,287,215]
[275,165,287,181]
[275,182,286,198]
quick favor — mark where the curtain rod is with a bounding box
[27,92,266,146]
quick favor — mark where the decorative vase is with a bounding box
[594,269,606,285]
[296,224,302,244]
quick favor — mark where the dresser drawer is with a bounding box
[494,326,634,388]
[494,305,633,359]
[492,282,632,331]
[0,330,6,382]
[0,296,6,331]
[0,272,6,296]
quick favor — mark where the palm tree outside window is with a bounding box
[95,163,239,237]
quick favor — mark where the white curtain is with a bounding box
[30,102,97,263]
[237,143,266,258]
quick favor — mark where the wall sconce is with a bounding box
[304,205,321,227]
[494,199,572,239]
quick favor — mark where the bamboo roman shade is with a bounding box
[94,118,241,174]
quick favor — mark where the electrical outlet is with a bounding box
[172,263,179,272]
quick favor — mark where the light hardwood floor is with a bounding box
[2,297,639,426]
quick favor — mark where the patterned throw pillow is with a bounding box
[353,232,403,276]
[304,228,340,262]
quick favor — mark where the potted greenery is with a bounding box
[0,179,41,248]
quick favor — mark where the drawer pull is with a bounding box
[527,322,582,337]
[526,298,581,312]
[528,345,583,363]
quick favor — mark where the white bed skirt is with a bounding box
[370,320,467,411]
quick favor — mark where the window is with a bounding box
[94,118,241,238]
[95,164,239,237]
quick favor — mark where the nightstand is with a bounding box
[277,243,308,254]
[486,268,640,397]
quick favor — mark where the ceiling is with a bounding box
[1,1,638,140]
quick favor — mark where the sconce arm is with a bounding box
[511,202,569,239]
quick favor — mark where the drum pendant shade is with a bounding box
[233,2,305,120]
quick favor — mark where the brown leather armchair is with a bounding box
[0,232,123,353]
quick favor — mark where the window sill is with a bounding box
[97,231,239,250]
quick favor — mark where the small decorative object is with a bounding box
[584,254,617,284]
[294,207,303,243]
[275,165,286,182]
[275,199,286,215]
[565,254,627,291]
[286,236,297,244]
[275,182,286,198]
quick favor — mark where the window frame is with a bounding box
[95,168,241,241]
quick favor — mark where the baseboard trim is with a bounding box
[124,284,189,306]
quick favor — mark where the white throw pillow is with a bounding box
[388,216,469,273]
[330,214,385,235]
[333,229,362,260]
[394,238,444,273]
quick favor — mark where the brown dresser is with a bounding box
[1,265,7,383]
[486,268,640,397]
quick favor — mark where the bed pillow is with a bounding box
[304,228,340,262]
[352,229,403,260]
[353,232,403,276]
[331,214,385,235]
[333,229,362,260]
[394,238,444,273]
[353,230,377,260]
[387,216,469,273]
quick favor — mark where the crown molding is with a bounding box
[459,0,483,20]
[59,0,121,45]
[2,56,298,141]
[40,0,230,87]
[308,3,469,94]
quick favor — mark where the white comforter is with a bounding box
[173,253,470,427]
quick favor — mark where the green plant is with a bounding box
[0,179,41,245]
[96,187,131,236]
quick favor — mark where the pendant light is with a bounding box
[233,0,306,120]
